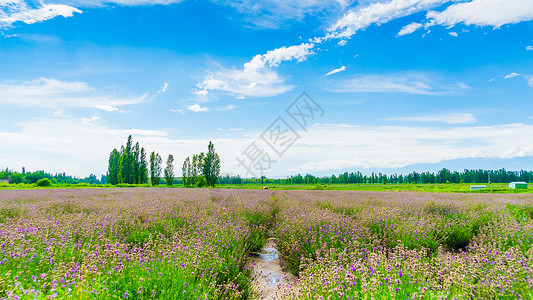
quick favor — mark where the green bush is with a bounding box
[195,175,207,187]
[35,178,52,187]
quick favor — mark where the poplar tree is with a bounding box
[107,149,121,185]
[203,141,220,187]
[182,157,191,187]
[164,154,174,186]
[139,147,148,184]
[150,151,162,186]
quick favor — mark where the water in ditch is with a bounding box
[251,237,295,299]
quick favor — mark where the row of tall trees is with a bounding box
[107,137,218,187]
[182,141,220,187]
[107,136,149,185]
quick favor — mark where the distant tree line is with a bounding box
[218,175,243,185]
[0,167,103,185]
[276,168,533,185]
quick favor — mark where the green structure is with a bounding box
[509,182,528,189]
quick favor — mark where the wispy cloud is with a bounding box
[449,31,458,37]
[325,66,346,76]
[0,1,81,29]
[0,77,147,110]
[527,46,533,50]
[527,76,533,87]
[94,105,119,112]
[327,73,468,95]
[505,72,521,79]
[187,103,208,112]
[328,0,448,39]
[397,22,422,36]
[158,82,168,93]
[387,113,477,124]
[213,0,352,29]
[169,108,184,114]
[217,105,237,111]
[81,115,101,125]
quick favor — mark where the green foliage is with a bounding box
[195,175,207,187]
[182,157,191,187]
[35,178,52,187]
[182,141,221,188]
[164,154,174,186]
[203,141,221,187]
[107,136,149,186]
[150,151,162,186]
[442,224,473,250]
[506,203,533,222]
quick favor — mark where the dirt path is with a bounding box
[251,237,295,300]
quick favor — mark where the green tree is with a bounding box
[133,142,140,184]
[202,141,221,187]
[138,147,148,184]
[164,154,174,186]
[150,151,162,186]
[182,157,191,187]
[117,136,135,184]
[107,149,121,185]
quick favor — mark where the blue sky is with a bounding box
[1,0,533,178]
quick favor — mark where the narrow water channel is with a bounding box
[251,237,295,299]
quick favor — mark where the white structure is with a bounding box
[470,185,487,190]
[0,179,9,184]
[509,182,528,189]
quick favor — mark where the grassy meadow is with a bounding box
[1,188,533,299]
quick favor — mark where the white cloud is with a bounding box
[53,110,67,117]
[195,42,314,98]
[328,0,448,39]
[94,104,119,112]
[328,73,447,95]
[158,82,168,93]
[337,40,347,46]
[212,0,352,29]
[187,103,208,112]
[0,1,81,28]
[0,77,147,109]
[244,43,315,71]
[169,108,185,114]
[81,115,100,125]
[387,113,477,124]
[325,66,346,76]
[527,76,533,87]
[426,0,533,28]
[449,31,458,37]
[527,46,533,50]
[398,22,422,36]
[217,105,237,111]
[42,0,185,7]
[505,72,521,79]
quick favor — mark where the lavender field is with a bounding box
[1,188,533,299]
